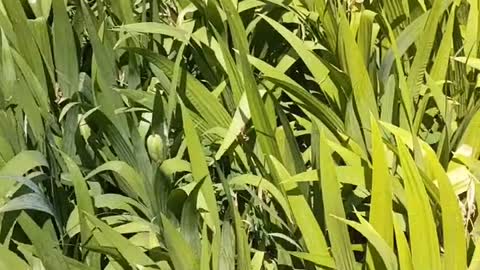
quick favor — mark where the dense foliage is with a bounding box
[0,0,480,269]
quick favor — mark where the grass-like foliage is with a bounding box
[1,0,480,269]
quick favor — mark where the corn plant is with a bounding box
[0,0,479,269]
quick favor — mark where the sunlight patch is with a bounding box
[455,144,474,157]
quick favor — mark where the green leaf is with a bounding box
[93,194,149,217]
[251,251,264,270]
[52,0,79,97]
[393,216,413,270]
[1,0,47,89]
[356,10,377,68]
[267,156,331,259]
[423,143,467,270]
[131,48,231,129]
[211,28,243,109]
[0,151,47,198]
[406,0,451,95]
[289,251,335,268]
[0,151,47,175]
[275,100,305,175]
[28,0,52,18]
[260,15,341,109]
[379,11,429,83]
[17,212,69,270]
[84,110,138,171]
[335,212,398,270]
[228,174,292,222]
[395,136,441,270]
[455,108,480,160]
[453,57,480,71]
[367,117,394,268]
[84,212,155,267]
[0,243,30,270]
[0,193,54,216]
[28,17,54,79]
[181,102,220,229]
[215,91,264,160]
[11,50,50,117]
[161,213,199,270]
[200,223,210,270]
[57,151,95,249]
[181,102,221,269]
[109,0,135,23]
[428,4,456,123]
[85,161,147,203]
[218,0,281,160]
[337,8,378,139]
[465,0,479,58]
[318,129,355,270]
[79,0,130,138]
[0,29,15,102]
[216,165,249,270]
[115,23,188,41]
[248,55,344,138]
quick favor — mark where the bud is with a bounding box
[147,134,165,162]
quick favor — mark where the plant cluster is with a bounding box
[0,0,480,269]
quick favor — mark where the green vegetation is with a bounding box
[0,0,479,269]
